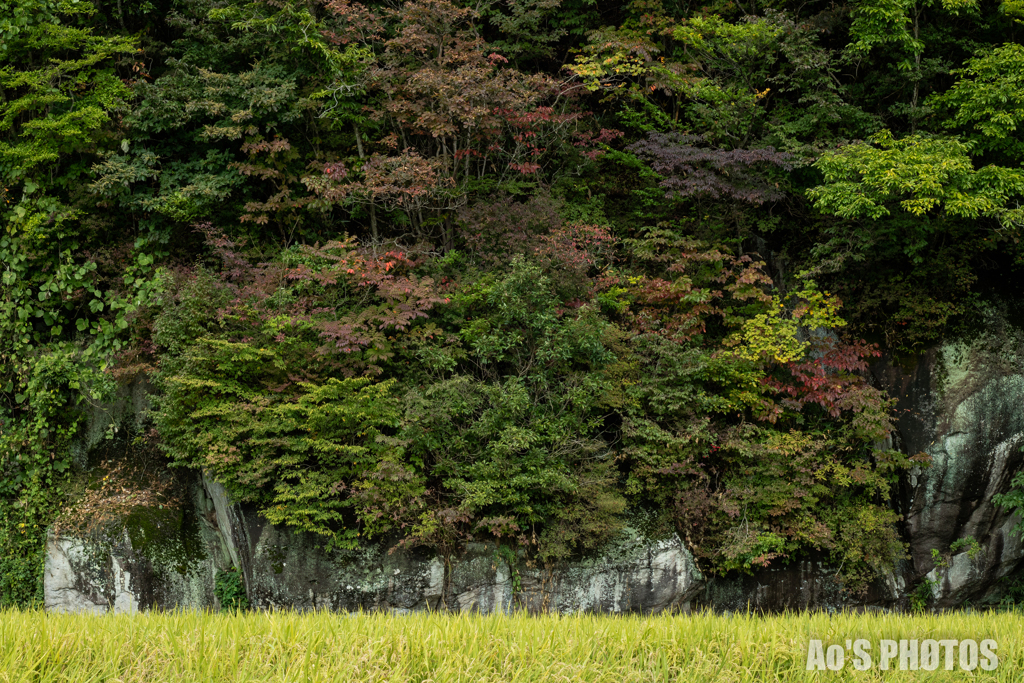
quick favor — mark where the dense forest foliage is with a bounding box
[1,0,1023,607]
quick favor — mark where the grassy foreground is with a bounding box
[1,608,1021,682]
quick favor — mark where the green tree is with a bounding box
[932,43,1024,160]
[393,257,625,562]
[807,131,1024,261]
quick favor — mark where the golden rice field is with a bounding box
[1,608,1021,682]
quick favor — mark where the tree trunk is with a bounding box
[354,123,378,242]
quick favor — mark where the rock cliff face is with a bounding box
[229,512,703,614]
[694,559,906,613]
[46,474,705,614]
[44,488,217,614]
[872,318,1024,608]
[43,320,1024,614]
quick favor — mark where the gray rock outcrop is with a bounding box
[44,511,216,614]
[45,472,704,614]
[198,473,705,613]
[873,315,1024,607]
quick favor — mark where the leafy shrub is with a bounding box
[214,567,249,611]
